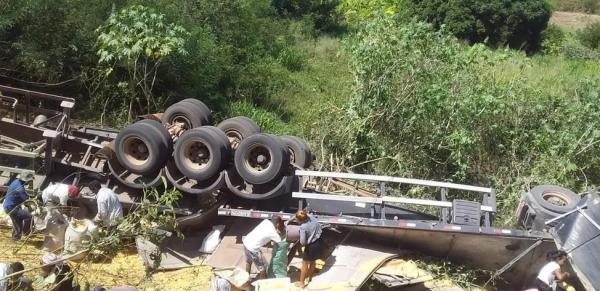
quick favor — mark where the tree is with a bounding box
[407,0,551,52]
[96,5,188,122]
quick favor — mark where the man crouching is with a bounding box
[242,216,285,279]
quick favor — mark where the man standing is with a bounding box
[93,187,123,227]
[41,183,80,207]
[3,173,34,240]
[242,216,284,278]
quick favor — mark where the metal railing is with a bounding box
[294,170,497,227]
[0,85,75,134]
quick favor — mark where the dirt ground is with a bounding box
[550,11,600,30]
[0,227,212,290]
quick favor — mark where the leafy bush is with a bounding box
[578,22,600,49]
[406,0,552,52]
[96,5,189,122]
[541,24,567,55]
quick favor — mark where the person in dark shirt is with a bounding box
[2,173,34,240]
[295,209,323,288]
[7,262,34,291]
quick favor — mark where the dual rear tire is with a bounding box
[115,120,172,175]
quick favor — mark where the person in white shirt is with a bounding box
[41,183,80,206]
[242,216,284,278]
[533,250,570,291]
[93,188,123,227]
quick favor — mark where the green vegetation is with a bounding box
[0,0,598,228]
[578,22,600,48]
[405,0,552,52]
[552,0,599,14]
[96,5,189,122]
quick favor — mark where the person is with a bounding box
[0,262,7,291]
[93,187,123,227]
[533,250,571,291]
[295,209,323,288]
[34,253,80,291]
[6,262,33,291]
[3,173,34,240]
[41,183,80,207]
[242,216,285,278]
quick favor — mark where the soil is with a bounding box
[550,11,600,30]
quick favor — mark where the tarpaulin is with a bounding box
[553,193,600,291]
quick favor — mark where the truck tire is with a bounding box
[225,169,291,200]
[530,185,580,214]
[279,136,312,169]
[234,133,289,185]
[161,101,209,130]
[115,122,169,175]
[216,117,260,150]
[136,119,173,152]
[203,126,231,151]
[180,98,212,124]
[174,127,230,181]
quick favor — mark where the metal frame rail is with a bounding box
[294,170,497,227]
[217,207,548,239]
[0,85,76,181]
[0,85,75,134]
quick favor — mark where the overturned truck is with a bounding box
[1,85,598,290]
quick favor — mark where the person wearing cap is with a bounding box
[295,209,323,288]
[93,187,123,227]
[242,216,285,279]
[41,183,80,207]
[2,173,34,240]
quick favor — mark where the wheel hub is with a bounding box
[543,191,569,206]
[245,145,271,174]
[123,137,149,166]
[183,140,210,170]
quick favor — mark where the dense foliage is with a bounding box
[0,0,316,126]
[318,16,599,223]
[406,0,552,52]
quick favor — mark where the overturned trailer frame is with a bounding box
[1,85,597,290]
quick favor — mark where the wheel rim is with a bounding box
[243,143,272,175]
[122,136,149,166]
[543,191,569,207]
[182,139,211,170]
[226,130,244,150]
